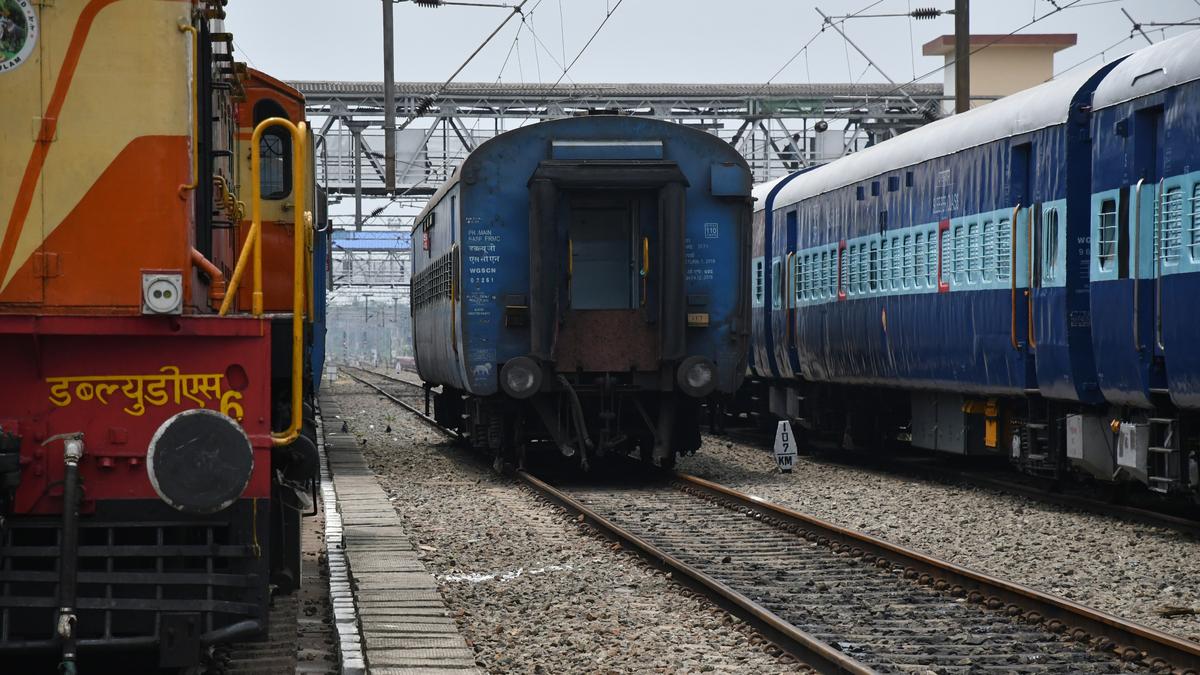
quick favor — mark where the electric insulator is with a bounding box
[413,0,443,7]
[415,97,435,116]
[911,7,942,20]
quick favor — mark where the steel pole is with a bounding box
[955,0,970,114]
[383,0,397,191]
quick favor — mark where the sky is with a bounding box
[224,0,1200,87]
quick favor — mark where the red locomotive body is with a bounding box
[0,1,326,667]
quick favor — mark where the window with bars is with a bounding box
[915,233,926,287]
[952,225,966,286]
[967,222,982,283]
[1043,208,1061,281]
[1160,186,1183,266]
[903,235,915,289]
[847,246,859,296]
[819,251,829,299]
[794,255,803,303]
[927,229,938,287]
[1191,184,1200,262]
[839,247,849,297]
[869,241,879,292]
[879,238,890,291]
[828,250,837,297]
[753,258,765,306]
[998,219,1012,281]
[804,255,814,300]
[857,245,869,294]
[1098,199,1118,271]
[983,220,996,282]
[412,248,457,309]
[891,237,903,289]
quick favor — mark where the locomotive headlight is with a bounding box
[500,356,542,399]
[677,356,717,398]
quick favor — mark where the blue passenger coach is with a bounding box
[412,116,752,468]
[751,30,1200,500]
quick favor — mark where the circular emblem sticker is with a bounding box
[0,0,36,74]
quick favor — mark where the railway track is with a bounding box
[526,472,1200,674]
[342,365,1200,674]
[712,426,1200,538]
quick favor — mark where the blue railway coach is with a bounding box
[412,116,752,468]
[752,30,1200,500]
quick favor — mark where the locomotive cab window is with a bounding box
[254,100,292,200]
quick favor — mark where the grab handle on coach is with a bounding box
[220,117,311,447]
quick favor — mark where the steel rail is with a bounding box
[712,429,1200,537]
[515,470,874,674]
[678,472,1200,674]
[340,368,452,437]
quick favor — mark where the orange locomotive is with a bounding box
[0,0,328,668]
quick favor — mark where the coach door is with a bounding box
[556,190,659,372]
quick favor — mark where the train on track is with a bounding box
[0,0,327,668]
[411,116,752,469]
[749,30,1200,502]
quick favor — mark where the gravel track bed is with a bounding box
[678,435,1200,642]
[328,379,806,674]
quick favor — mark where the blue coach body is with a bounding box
[412,116,751,466]
[747,31,1200,497]
[1089,32,1200,410]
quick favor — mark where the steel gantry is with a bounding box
[295,80,946,207]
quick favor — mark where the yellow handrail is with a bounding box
[219,117,310,447]
[177,20,199,197]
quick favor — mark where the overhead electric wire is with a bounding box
[394,0,533,134]
[847,0,1086,111]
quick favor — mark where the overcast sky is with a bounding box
[225,0,1200,86]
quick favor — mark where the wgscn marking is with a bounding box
[0,0,37,74]
[46,366,245,420]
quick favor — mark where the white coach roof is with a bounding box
[773,62,1109,208]
[1093,29,1200,109]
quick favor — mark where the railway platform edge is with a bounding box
[319,392,480,674]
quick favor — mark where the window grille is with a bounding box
[927,229,938,287]
[753,259,765,305]
[1190,184,1200,262]
[1160,187,1183,266]
[967,222,981,284]
[998,219,1012,281]
[903,235,915,289]
[952,225,966,286]
[914,233,926,287]
[1098,199,1118,271]
[983,220,996,282]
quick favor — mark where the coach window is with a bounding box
[952,225,966,286]
[998,219,1012,281]
[254,100,292,200]
[1098,199,1118,270]
[967,222,982,284]
[914,233,926,287]
[1042,208,1060,281]
[902,235,914,289]
[868,241,879,292]
[1191,184,1200,262]
[1160,187,1183,266]
[890,236,902,290]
